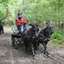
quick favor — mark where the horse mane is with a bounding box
[38,28,43,35]
[26,29,29,36]
[46,22,53,27]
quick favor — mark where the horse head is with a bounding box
[29,23,39,37]
[38,22,53,41]
[45,23,53,38]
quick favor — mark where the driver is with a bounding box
[16,12,28,32]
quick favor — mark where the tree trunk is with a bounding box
[23,0,24,5]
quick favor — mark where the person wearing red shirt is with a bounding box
[16,12,28,32]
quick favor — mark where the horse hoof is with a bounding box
[48,54,50,57]
[34,48,37,50]
[15,47,17,49]
[33,56,35,59]
[26,50,28,52]
[33,55,35,59]
[26,48,28,52]
[33,57,35,59]
[47,53,50,57]
[12,45,15,47]
[44,52,46,54]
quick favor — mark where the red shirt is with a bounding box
[16,17,27,26]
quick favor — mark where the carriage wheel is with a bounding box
[11,36,15,46]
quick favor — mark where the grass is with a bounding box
[4,26,12,30]
[50,30,64,48]
[4,26,17,32]
[49,40,64,48]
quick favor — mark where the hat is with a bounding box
[18,12,22,15]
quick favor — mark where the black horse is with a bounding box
[0,20,4,35]
[36,22,53,56]
[22,23,39,59]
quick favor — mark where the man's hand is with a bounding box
[24,22,26,24]
[24,22,26,26]
[18,23,20,25]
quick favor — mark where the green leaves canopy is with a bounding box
[0,0,64,26]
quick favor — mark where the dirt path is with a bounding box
[0,29,64,64]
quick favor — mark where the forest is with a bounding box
[0,0,64,47]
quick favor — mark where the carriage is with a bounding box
[11,24,27,47]
[11,22,53,59]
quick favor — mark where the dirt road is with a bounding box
[0,29,64,64]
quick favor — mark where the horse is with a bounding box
[0,20,4,35]
[36,22,53,56]
[22,23,39,59]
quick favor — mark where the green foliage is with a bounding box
[0,0,64,26]
[19,0,64,27]
[0,0,20,25]
[51,30,64,44]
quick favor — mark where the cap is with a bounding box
[18,12,22,15]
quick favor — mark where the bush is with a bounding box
[51,30,64,44]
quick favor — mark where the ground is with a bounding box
[0,29,64,64]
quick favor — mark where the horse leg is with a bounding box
[15,40,18,49]
[45,42,49,56]
[2,27,4,33]
[42,42,46,54]
[24,41,28,51]
[0,28,1,35]
[0,30,1,35]
[30,42,35,59]
[46,47,49,56]
[33,42,37,50]
[43,42,49,56]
